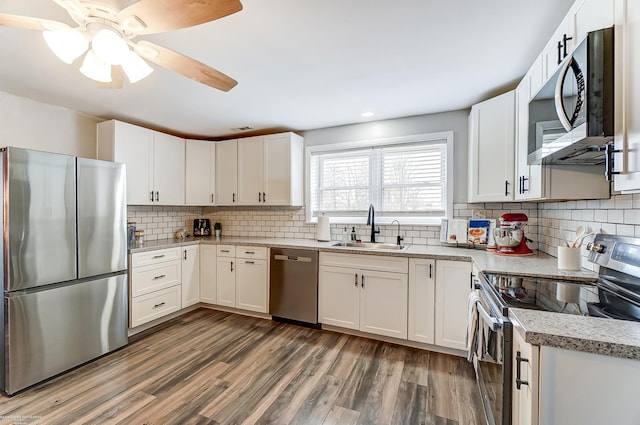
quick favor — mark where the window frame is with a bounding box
[305,131,454,225]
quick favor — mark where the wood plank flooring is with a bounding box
[0,309,487,425]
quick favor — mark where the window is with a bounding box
[306,131,453,224]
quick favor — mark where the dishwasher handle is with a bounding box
[273,254,312,263]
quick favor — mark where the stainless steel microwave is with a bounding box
[527,27,614,166]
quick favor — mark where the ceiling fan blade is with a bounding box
[118,0,242,35]
[136,40,237,92]
[0,13,68,31]
[96,66,125,89]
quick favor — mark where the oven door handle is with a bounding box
[477,301,503,332]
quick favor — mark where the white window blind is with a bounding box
[309,136,448,221]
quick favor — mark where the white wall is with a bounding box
[0,90,98,158]
[301,110,470,202]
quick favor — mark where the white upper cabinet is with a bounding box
[97,119,185,205]
[542,13,575,81]
[237,136,265,205]
[215,139,238,206]
[614,0,640,192]
[237,132,304,206]
[153,132,185,206]
[264,133,304,206]
[185,139,216,206]
[515,77,542,200]
[468,91,516,203]
[573,0,615,43]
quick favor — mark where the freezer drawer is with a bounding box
[2,274,128,395]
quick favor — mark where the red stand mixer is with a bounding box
[493,213,534,255]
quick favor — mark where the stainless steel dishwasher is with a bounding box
[269,248,319,327]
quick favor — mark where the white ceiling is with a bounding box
[0,0,575,139]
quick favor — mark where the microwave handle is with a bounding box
[554,57,585,132]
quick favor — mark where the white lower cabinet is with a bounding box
[199,244,217,304]
[216,256,236,308]
[318,253,408,339]
[512,327,539,425]
[408,258,436,344]
[236,257,268,313]
[434,260,472,350]
[215,245,268,313]
[181,245,200,308]
[130,247,182,328]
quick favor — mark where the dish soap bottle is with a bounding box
[342,227,350,243]
[350,226,357,241]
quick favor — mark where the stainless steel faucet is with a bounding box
[391,219,404,246]
[367,204,380,243]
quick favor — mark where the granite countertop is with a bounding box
[509,308,640,360]
[129,236,598,283]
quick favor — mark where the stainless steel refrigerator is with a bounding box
[0,147,128,395]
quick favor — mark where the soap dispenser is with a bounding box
[350,226,357,241]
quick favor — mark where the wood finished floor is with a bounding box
[0,309,486,425]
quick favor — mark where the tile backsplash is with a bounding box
[127,193,640,261]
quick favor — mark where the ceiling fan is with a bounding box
[0,0,242,91]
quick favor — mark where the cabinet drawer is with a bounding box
[132,247,181,267]
[236,246,267,260]
[130,285,181,328]
[217,245,236,257]
[319,252,408,274]
[131,261,181,297]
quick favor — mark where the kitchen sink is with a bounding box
[331,241,409,251]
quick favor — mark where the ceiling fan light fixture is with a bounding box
[91,28,129,65]
[80,50,112,83]
[121,51,153,83]
[43,28,88,64]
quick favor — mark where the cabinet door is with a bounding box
[468,91,516,202]
[236,259,268,313]
[408,258,435,344]
[434,260,471,350]
[113,121,154,205]
[199,244,217,304]
[542,15,575,81]
[181,245,200,308]
[216,257,236,307]
[514,78,542,200]
[263,133,291,206]
[614,0,640,192]
[318,265,360,330]
[153,132,185,205]
[237,136,264,205]
[185,140,215,205]
[573,0,615,43]
[512,329,539,425]
[359,270,408,339]
[215,139,238,205]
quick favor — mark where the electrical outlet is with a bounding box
[288,212,294,219]
[473,210,486,219]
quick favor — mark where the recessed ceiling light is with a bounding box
[361,112,375,117]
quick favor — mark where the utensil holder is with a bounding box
[558,246,581,270]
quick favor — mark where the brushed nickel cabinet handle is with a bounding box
[152,255,165,259]
[152,274,166,280]
[153,302,166,308]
